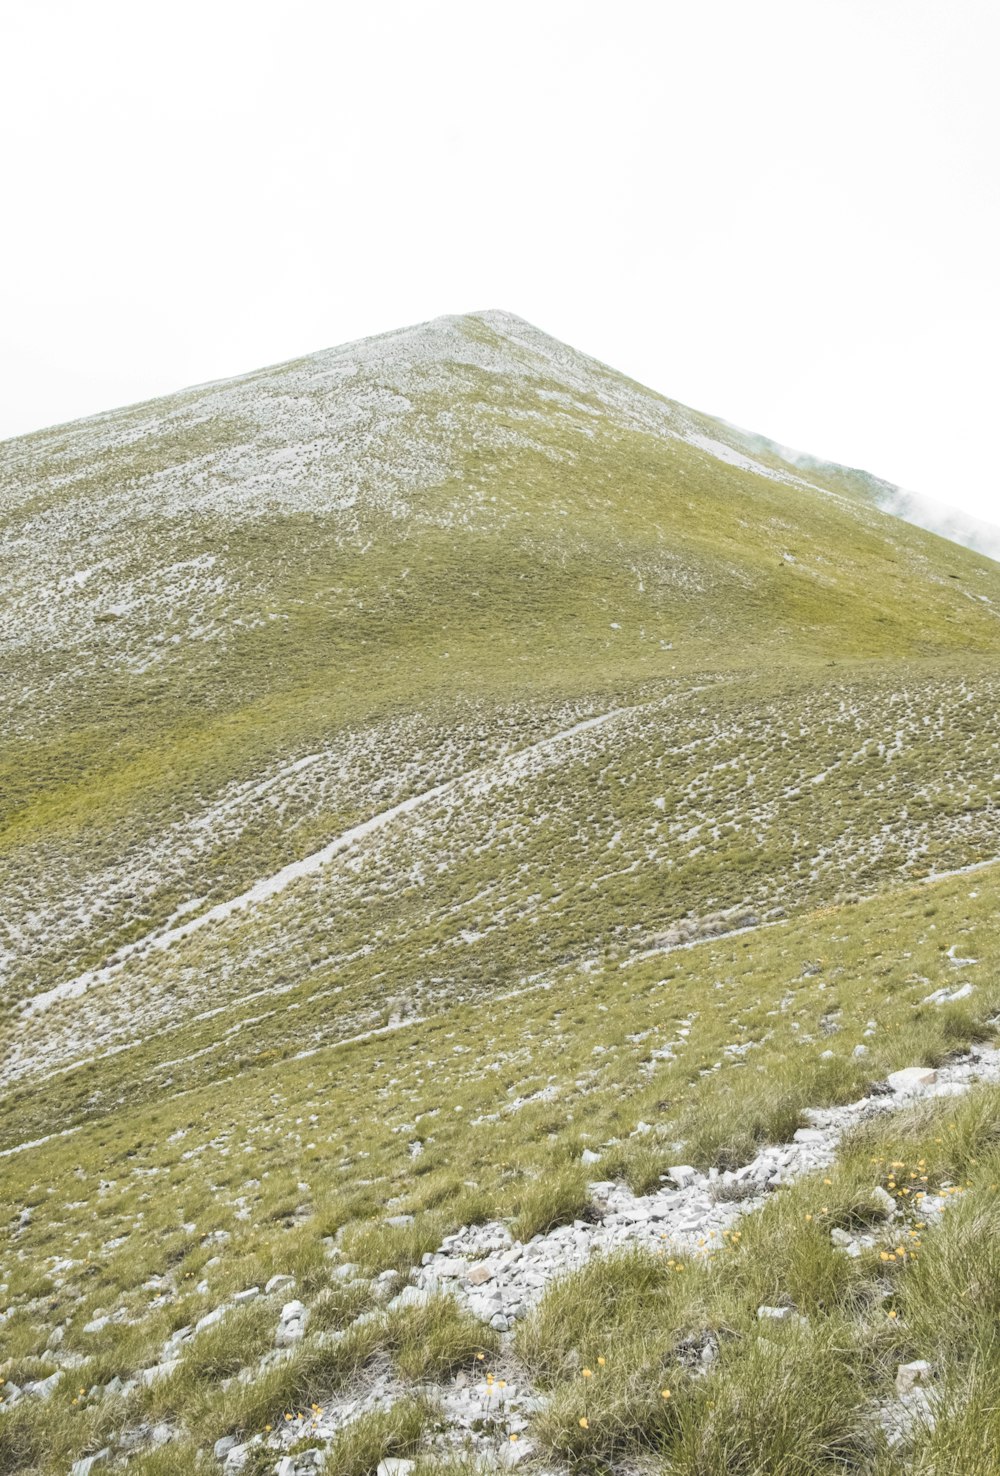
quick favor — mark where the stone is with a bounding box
[376,1461,416,1476]
[757,1305,794,1320]
[466,1262,495,1286]
[490,1312,510,1331]
[436,1260,466,1278]
[830,1228,855,1247]
[214,1435,238,1460]
[384,1213,414,1227]
[140,1359,181,1386]
[872,1186,897,1218]
[151,1424,173,1445]
[195,1306,225,1333]
[923,983,975,1005]
[497,1438,534,1467]
[896,1360,933,1397]
[264,1274,295,1294]
[581,1148,601,1165]
[223,1444,251,1471]
[886,1067,938,1093]
[83,1315,111,1334]
[667,1165,698,1189]
[853,1044,868,1057]
[232,1287,260,1304]
[26,1371,63,1400]
[388,1284,429,1309]
[69,1452,110,1476]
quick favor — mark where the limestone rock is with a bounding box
[886,1067,937,1094]
[896,1360,933,1397]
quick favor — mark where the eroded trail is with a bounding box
[21,706,634,1019]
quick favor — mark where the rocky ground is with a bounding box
[7,1048,994,1475]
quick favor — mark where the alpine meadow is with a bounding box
[4,309,1000,1475]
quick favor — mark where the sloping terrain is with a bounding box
[2,311,1000,1474]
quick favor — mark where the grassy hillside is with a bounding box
[2,311,1000,1473]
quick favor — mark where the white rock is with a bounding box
[667,1165,698,1189]
[140,1359,181,1386]
[69,1452,110,1476]
[497,1438,534,1467]
[377,1461,416,1476]
[265,1274,295,1294]
[26,1371,64,1400]
[757,1305,794,1320]
[388,1285,429,1309]
[887,1067,938,1093]
[923,982,975,1005]
[232,1287,260,1304]
[896,1360,933,1397]
[872,1185,897,1218]
[214,1435,238,1459]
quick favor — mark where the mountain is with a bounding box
[726,421,1000,563]
[3,311,1000,1474]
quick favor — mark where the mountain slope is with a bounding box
[3,311,1000,1060]
[3,312,1000,1474]
[724,420,1000,563]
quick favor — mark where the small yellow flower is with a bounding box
[579,1416,589,1429]
[510,1433,519,1442]
[662,1388,672,1399]
[887,1309,898,1320]
[265,1424,272,1432]
[597,1356,606,1366]
[582,1368,593,1378]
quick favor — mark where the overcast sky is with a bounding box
[4,1,998,523]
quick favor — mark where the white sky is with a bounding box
[3,0,998,523]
